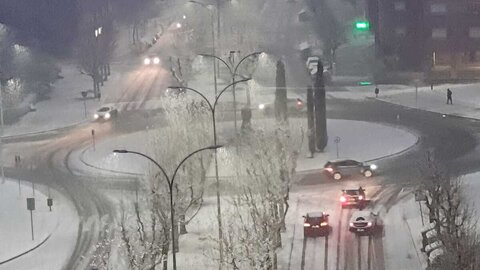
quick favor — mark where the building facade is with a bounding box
[368,0,480,81]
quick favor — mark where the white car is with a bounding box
[143,55,160,65]
[93,106,117,121]
[349,211,379,234]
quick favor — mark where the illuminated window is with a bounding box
[394,1,406,11]
[395,27,407,36]
[469,27,480,38]
[432,28,447,39]
[430,3,447,14]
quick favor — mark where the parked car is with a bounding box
[323,159,377,180]
[303,212,330,237]
[340,187,366,209]
[349,211,379,235]
[93,106,118,121]
[143,55,160,65]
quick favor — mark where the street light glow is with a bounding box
[176,23,182,29]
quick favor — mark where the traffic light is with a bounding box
[354,21,370,31]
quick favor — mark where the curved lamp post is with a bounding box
[189,0,219,98]
[168,77,250,267]
[113,145,222,270]
[199,52,262,132]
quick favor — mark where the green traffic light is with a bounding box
[355,21,370,30]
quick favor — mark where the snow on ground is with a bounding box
[383,191,426,270]
[330,82,480,119]
[0,179,78,269]
[296,119,418,172]
[73,118,417,177]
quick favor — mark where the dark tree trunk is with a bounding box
[307,86,315,157]
[314,61,328,151]
[274,60,287,122]
[179,214,187,235]
[173,221,179,253]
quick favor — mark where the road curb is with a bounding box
[2,120,88,140]
[78,147,143,177]
[0,233,52,265]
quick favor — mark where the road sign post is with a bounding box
[27,198,35,240]
[47,198,53,211]
[91,129,96,151]
[334,136,341,158]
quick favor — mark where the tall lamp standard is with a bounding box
[113,145,222,270]
[200,52,262,133]
[188,0,218,97]
[168,78,251,268]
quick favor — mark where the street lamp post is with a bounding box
[169,78,251,268]
[113,145,221,270]
[200,52,262,133]
[188,0,218,98]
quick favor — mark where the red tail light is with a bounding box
[320,222,328,227]
[340,196,346,203]
[359,195,363,200]
[296,100,304,109]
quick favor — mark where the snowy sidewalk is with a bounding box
[0,179,79,270]
[328,82,480,120]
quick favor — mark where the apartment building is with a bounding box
[368,0,480,81]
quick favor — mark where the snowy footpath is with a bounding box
[0,179,78,270]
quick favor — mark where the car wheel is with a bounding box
[333,172,342,180]
[363,169,373,177]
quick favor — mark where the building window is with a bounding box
[432,28,447,39]
[394,1,406,11]
[469,27,480,38]
[430,3,447,14]
[395,27,407,36]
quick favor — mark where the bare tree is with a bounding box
[421,158,480,269]
[218,125,302,269]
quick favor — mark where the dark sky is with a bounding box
[0,0,79,55]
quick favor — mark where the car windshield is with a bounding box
[98,107,110,112]
[345,190,360,196]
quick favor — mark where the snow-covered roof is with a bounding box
[350,211,374,220]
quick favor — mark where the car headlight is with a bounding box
[349,222,354,227]
[144,58,151,65]
[258,104,265,110]
[104,113,111,119]
[153,57,160,64]
[370,164,377,170]
[93,114,99,119]
[367,221,372,227]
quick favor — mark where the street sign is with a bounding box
[334,136,341,143]
[27,198,35,211]
[415,190,427,201]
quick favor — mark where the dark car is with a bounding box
[303,212,330,237]
[340,188,366,209]
[323,159,377,180]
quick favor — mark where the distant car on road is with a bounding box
[258,97,305,115]
[143,55,160,65]
[340,187,366,208]
[93,106,117,121]
[303,212,330,237]
[323,159,377,180]
[349,211,379,234]
[165,87,186,97]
